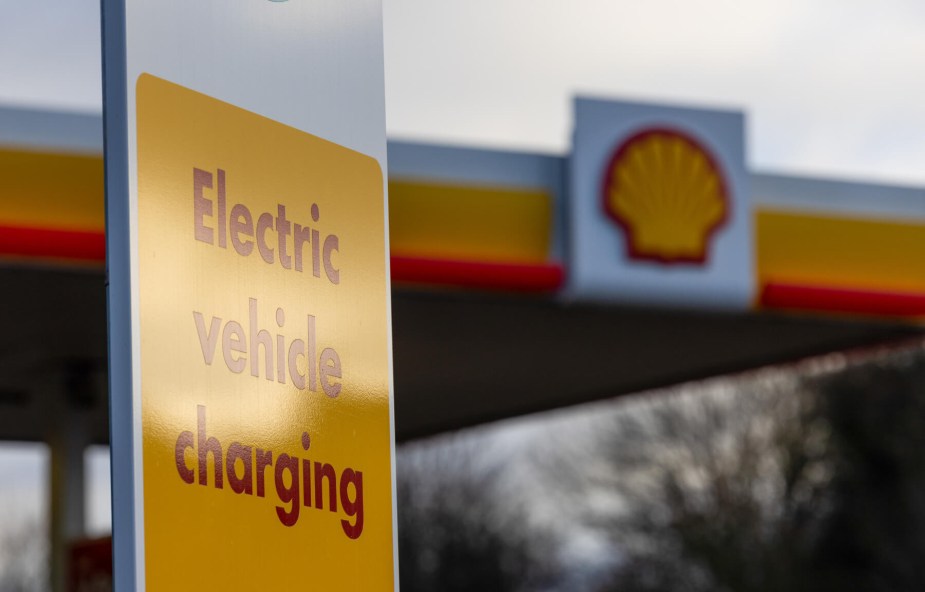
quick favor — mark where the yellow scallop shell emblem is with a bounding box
[602,128,729,264]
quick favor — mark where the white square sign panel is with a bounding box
[568,97,753,309]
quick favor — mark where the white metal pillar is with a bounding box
[46,363,92,592]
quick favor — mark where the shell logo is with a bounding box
[601,128,729,265]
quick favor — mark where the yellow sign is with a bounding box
[602,128,728,264]
[136,74,394,588]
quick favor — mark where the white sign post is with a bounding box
[102,2,397,589]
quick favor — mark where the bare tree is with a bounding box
[396,343,925,591]
[0,515,48,592]
[587,374,836,592]
[397,431,557,592]
[565,345,925,592]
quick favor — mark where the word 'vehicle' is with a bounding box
[194,297,342,397]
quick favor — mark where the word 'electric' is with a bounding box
[192,167,340,283]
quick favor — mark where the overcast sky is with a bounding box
[3,1,925,184]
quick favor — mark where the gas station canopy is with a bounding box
[1,102,924,444]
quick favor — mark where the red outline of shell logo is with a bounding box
[601,127,730,265]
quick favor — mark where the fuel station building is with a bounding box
[1,97,924,588]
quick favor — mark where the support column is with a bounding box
[47,362,93,592]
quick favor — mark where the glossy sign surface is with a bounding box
[137,74,393,588]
